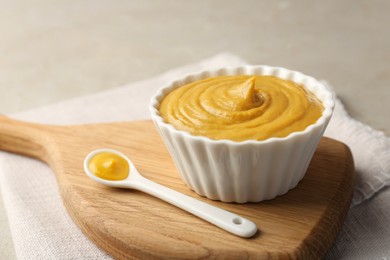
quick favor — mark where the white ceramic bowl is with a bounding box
[149,66,334,203]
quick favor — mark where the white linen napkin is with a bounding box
[0,53,246,260]
[323,83,390,206]
[0,53,389,259]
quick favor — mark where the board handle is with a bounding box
[0,115,55,163]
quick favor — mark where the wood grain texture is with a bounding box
[0,116,354,259]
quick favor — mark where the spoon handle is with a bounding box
[130,175,257,238]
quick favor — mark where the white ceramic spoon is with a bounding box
[83,148,257,238]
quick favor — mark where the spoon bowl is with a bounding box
[84,148,258,238]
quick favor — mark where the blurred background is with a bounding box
[0,1,389,258]
[0,0,389,134]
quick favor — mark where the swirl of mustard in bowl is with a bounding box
[159,75,324,142]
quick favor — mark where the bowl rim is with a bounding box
[149,65,335,146]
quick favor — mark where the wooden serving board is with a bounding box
[0,116,354,259]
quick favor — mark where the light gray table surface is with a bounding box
[0,1,389,259]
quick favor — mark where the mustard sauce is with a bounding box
[88,152,129,180]
[159,75,324,141]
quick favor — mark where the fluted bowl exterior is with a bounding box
[150,66,334,203]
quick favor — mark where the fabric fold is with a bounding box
[0,53,389,258]
[323,81,390,205]
[0,53,247,259]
